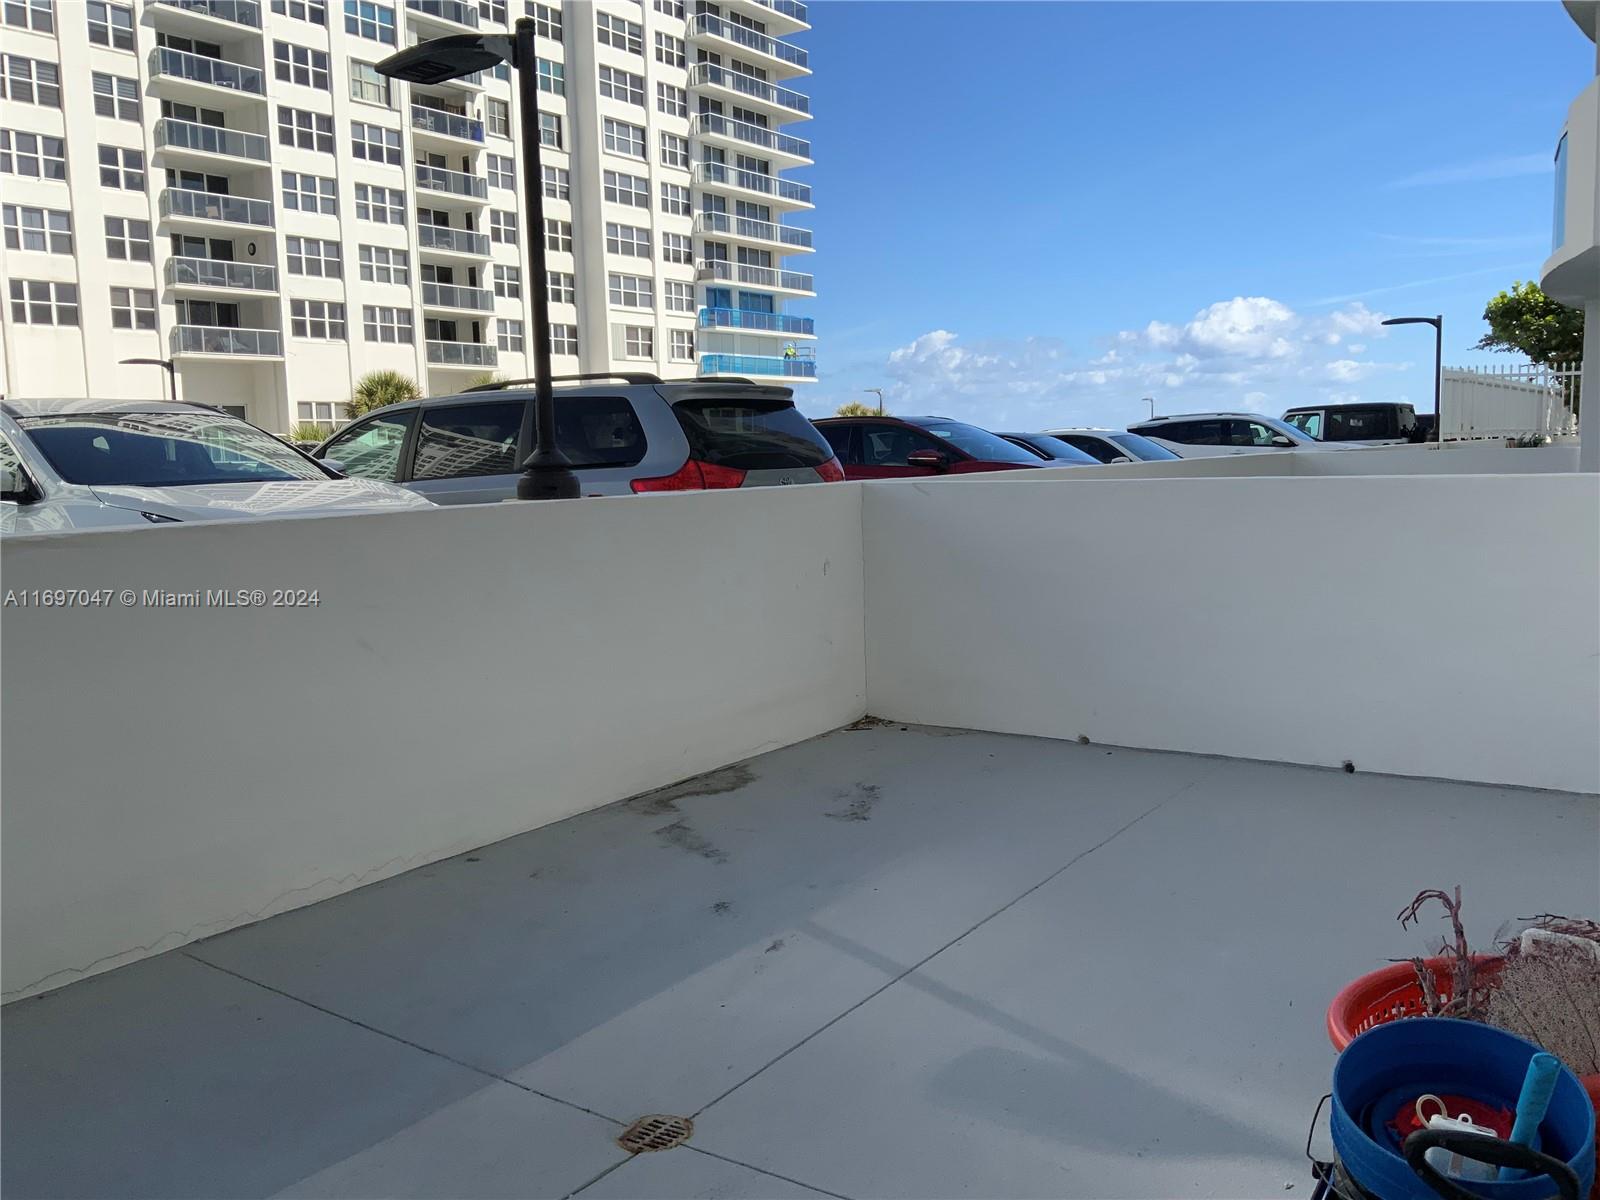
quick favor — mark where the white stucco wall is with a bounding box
[863,474,1600,795]
[0,485,867,1001]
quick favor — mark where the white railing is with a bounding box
[1441,361,1581,441]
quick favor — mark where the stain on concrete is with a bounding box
[764,938,785,954]
[826,782,881,822]
[711,900,732,914]
[656,820,728,863]
[628,764,756,817]
[844,715,892,731]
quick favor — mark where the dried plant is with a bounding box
[1487,918,1600,1076]
[1396,885,1496,1019]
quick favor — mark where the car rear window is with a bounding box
[20,411,327,486]
[673,399,833,469]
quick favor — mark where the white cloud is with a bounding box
[1384,153,1550,190]
[1347,342,1367,355]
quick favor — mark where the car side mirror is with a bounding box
[905,449,949,471]
[320,457,347,476]
[1270,435,1295,448]
[1,465,34,504]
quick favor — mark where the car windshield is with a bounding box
[911,420,1042,464]
[1107,433,1180,460]
[19,411,328,487]
[1252,416,1309,442]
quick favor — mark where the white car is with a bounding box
[2,399,433,536]
[1125,412,1355,457]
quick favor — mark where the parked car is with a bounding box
[1,399,432,535]
[1126,412,1350,455]
[1038,428,1182,463]
[995,433,1099,465]
[313,375,843,502]
[814,416,1050,479]
[1282,402,1421,444]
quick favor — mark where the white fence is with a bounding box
[1441,361,1581,441]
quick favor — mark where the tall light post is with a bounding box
[1381,315,1443,440]
[863,387,884,415]
[376,23,578,500]
[120,357,178,402]
[1141,395,1155,420]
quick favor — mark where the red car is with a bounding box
[814,416,1049,480]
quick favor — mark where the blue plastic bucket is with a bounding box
[1330,1018,1595,1199]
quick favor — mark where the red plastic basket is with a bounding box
[1326,955,1505,1050]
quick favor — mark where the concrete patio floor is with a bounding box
[4,724,1597,1199]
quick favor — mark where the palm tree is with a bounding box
[348,370,421,418]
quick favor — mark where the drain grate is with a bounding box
[617,1114,694,1154]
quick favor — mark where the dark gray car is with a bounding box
[314,374,843,502]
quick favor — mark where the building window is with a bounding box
[659,132,688,168]
[653,0,683,18]
[603,118,645,159]
[486,97,510,138]
[497,319,524,352]
[538,60,563,94]
[493,263,521,298]
[545,218,572,252]
[490,209,517,244]
[477,0,505,22]
[608,272,652,309]
[344,0,395,42]
[103,215,151,261]
[3,131,67,181]
[291,298,347,340]
[274,41,330,90]
[109,287,156,331]
[539,111,562,149]
[351,120,402,164]
[3,56,59,107]
[657,83,687,117]
[622,325,653,359]
[286,235,343,277]
[599,66,645,106]
[363,305,413,343]
[542,164,569,199]
[661,232,692,264]
[660,182,690,216]
[605,222,650,257]
[278,105,335,152]
[3,0,55,34]
[529,1,560,39]
[359,244,409,284]
[349,59,391,105]
[8,279,79,326]
[670,329,695,361]
[547,270,574,304]
[354,182,405,223]
[3,205,71,254]
[96,145,143,189]
[89,71,137,120]
[595,11,642,54]
[296,401,341,435]
[550,323,577,355]
[282,171,337,215]
[603,170,649,207]
[273,0,328,22]
[654,32,684,68]
[663,279,693,313]
[87,0,134,48]
[487,153,514,189]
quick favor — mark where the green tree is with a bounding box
[1475,281,1584,365]
[348,370,421,418]
[835,399,884,416]
[465,372,505,389]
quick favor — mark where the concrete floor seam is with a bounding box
[682,1144,857,1200]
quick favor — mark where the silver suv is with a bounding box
[313,374,843,503]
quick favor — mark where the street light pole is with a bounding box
[1381,315,1443,440]
[863,387,884,415]
[120,357,178,402]
[1141,395,1155,420]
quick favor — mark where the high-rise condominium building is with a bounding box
[0,0,814,435]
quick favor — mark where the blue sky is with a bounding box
[789,1,1593,428]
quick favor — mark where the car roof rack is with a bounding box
[462,372,664,393]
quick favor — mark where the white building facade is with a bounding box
[0,0,814,435]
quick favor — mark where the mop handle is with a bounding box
[1501,1052,1561,1182]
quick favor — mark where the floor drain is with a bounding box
[617,1114,694,1154]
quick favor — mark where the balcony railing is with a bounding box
[698,307,814,337]
[426,340,498,366]
[414,164,488,200]
[152,0,261,26]
[421,282,493,311]
[689,13,808,70]
[155,117,270,162]
[148,46,265,96]
[405,0,479,26]
[698,260,814,293]
[754,0,807,22]
[165,256,278,292]
[417,224,491,256]
[159,187,274,228]
[170,325,282,356]
[410,104,484,143]
[686,63,809,115]
[693,162,812,206]
[700,353,816,379]
[694,211,813,250]
[691,113,811,160]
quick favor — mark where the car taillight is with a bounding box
[631,460,748,493]
[816,457,845,482]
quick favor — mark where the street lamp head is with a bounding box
[1381,316,1442,329]
[374,33,513,83]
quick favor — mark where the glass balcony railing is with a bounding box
[414,164,488,200]
[165,256,278,292]
[754,0,807,22]
[689,13,808,70]
[417,224,491,256]
[153,0,262,26]
[691,113,811,160]
[405,0,479,26]
[700,353,816,379]
[149,46,265,95]
[686,64,809,115]
[155,117,270,162]
[698,307,814,337]
[694,211,813,249]
[160,187,274,227]
[421,282,493,311]
[171,325,282,356]
[698,260,814,293]
[410,105,484,142]
[693,162,812,205]
[426,340,498,366]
